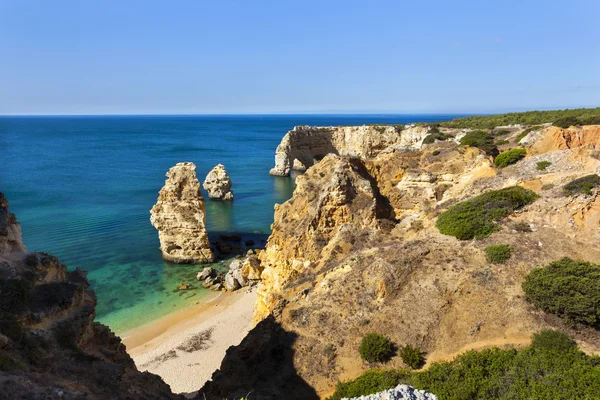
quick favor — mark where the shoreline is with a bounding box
[122,287,258,394]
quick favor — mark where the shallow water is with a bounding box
[0,114,459,332]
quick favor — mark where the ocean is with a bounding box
[0,114,460,333]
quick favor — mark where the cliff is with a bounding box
[0,193,27,255]
[269,125,429,176]
[0,194,183,399]
[150,162,214,264]
[245,124,600,395]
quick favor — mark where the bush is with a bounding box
[494,129,510,136]
[400,344,424,369]
[485,244,512,263]
[563,174,600,196]
[359,333,394,363]
[423,132,450,144]
[554,116,579,128]
[531,329,577,352]
[523,258,600,328]
[513,221,532,232]
[436,186,539,240]
[460,131,499,156]
[329,330,600,400]
[536,161,552,171]
[494,149,527,168]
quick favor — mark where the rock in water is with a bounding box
[150,162,214,264]
[203,164,234,200]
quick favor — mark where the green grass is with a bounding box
[359,333,394,363]
[436,186,539,240]
[523,258,600,328]
[494,149,526,168]
[459,131,499,157]
[485,244,512,263]
[439,107,600,129]
[536,161,552,171]
[328,330,600,400]
[563,174,600,196]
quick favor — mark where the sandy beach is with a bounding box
[122,287,258,394]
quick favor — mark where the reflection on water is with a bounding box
[206,200,234,232]
[273,175,297,204]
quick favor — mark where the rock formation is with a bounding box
[150,162,214,264]
[344,384,438,400]
[198,252,263,291]
[203,164,234,200]
[0,193,184,399]
[269,125,429,176]
[0,193,27,255]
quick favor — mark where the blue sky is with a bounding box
[1,0,598,115]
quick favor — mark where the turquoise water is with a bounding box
[0,114,459,333]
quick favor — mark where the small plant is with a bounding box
[523,258,600,328]
[494,148,527,168]
[460,131,499,156]
[432,150,441,156]
[423,132,450,144]
[563,174,600,196]
[436,186,539,240]
[359,333,394,363]
[541,183,555,191]
[495,139,509,145]
[324,343,337,358]
[513,221,532,232]
[485,244,512,263]
[536,161,552,171]
[531,329,576,352]
[399,344,424,369]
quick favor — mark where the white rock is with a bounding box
[203,164,234,200]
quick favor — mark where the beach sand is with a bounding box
[122,287,258,395]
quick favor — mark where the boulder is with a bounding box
[197,267,214,281]
[224,271,241,291]
[241,255,263,281]
[150,162,214,264]
[203,164,234,200]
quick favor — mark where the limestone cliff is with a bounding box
[250,125,600,396]
[0,193,27,256]
[203,164,234,200]
[269,125,429,176]
[0,194,183,400]
[150,162,214,264]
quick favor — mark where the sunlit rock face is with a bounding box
[150,162,214,264]
[0,192,27,256]
[203,164,234,200]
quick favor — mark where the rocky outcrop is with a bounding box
[0,193,27,256]
[199,252,263,291]
[0,194,183,399]
[256,154,396,320]
[344,385,438,400]
[203,164,234,200]
[529,125,600,154]
[269,125,429,176]
[150,162,214,264]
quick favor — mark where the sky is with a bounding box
[0,0,599,115]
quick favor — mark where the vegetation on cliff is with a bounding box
[328,330,600,400]
[494,149,526,168]
[436,186,539,240]
[440,107,600,129]
[523,258,600,328]
[485,244,512,264]
[562,174,600,196]
[459,131,499,156]
[359,333,395,363]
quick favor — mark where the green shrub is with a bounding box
[494,129,510,137]
[541,183,555,190]
[423,132,450,144]
[494,148,526,168]
[523,258,600,328]
[459,131,499,156]
[495,139,509,145]
[531,329,577,352]
[327,370,405,400]
[485,244,512,263]
[436,186,539,240]
[513,221,532,232]
[563,174,600,196]
[359,333,394,363]
[554,116,579,128]
[400,344,424,369]
[536,161,552,171]
[329,330,600,400]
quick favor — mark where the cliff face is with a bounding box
[0,193,27,256]
[250,125,600,395]
[0,194,183,400]
[269,125,429,176]
[150,162,214,264]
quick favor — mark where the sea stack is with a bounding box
[203,164,234,200]
[150,162,214,264]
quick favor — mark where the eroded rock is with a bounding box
[203,164,234,200]
[150,162,214,264]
